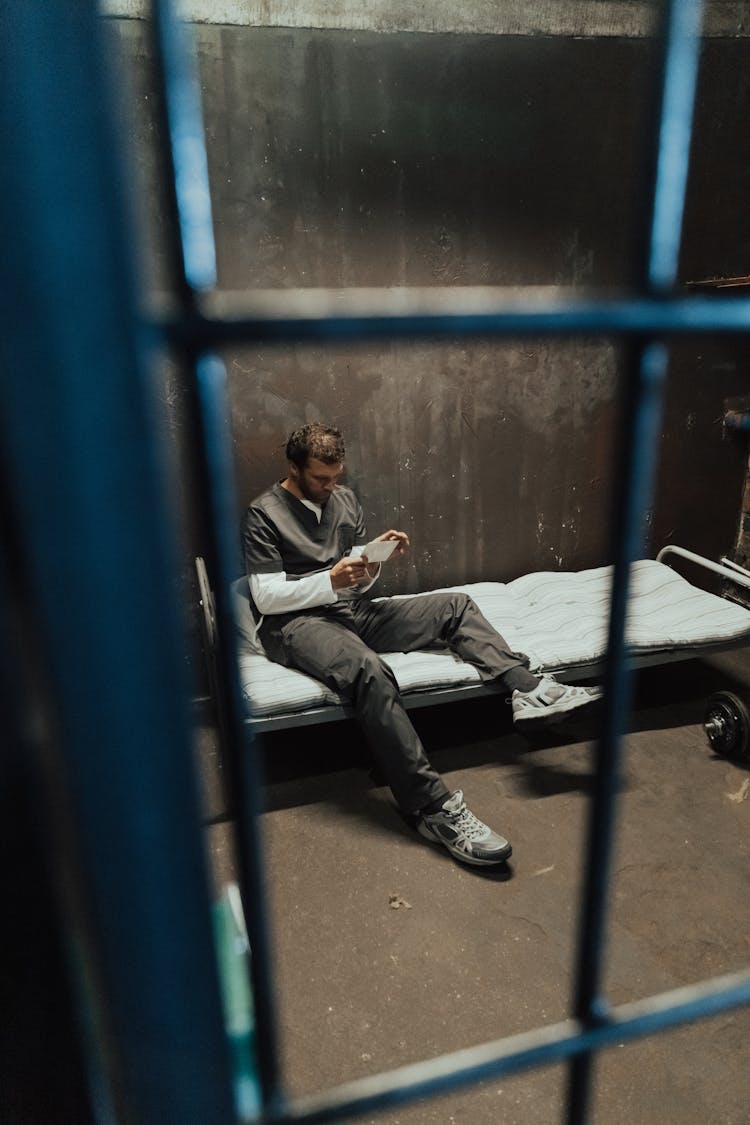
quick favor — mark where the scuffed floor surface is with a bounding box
[201,651,750,1124]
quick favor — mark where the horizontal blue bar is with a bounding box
[160,294,750,346]
[278,969,750,1124]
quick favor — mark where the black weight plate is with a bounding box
[704,691,750,761]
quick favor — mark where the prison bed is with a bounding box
[197,546,750,739]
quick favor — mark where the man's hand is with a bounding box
[361,530,409,577]
[330,555,369,590]
[368,529,410,557]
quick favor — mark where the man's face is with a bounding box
[293,457,344,504]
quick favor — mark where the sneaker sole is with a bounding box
[417,821,512,866]
[514,691,602,729]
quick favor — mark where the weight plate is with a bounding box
[704,690,750,761]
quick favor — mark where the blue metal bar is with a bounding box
[150,0,216,292]
[160,293,750,345]
[648,0,704,291]
[196,354,285,1114]
[0,3,235,1122]
[567,2,705,1120]
[566,340,671,1122]
[273,969,750,1124]
[148,0,284,1112]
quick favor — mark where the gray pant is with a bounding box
[259,592,528,814]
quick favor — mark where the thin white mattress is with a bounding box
[235,560,750,720]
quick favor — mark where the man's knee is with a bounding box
[351,648,398,697]
[436,590,475,618]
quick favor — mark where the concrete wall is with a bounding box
[102,2,750,38]
[110,18,750,593]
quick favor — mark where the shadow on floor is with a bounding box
[250,655,750,815]
[200,648,750,1124]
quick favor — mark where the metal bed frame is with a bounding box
[199,548,750,737]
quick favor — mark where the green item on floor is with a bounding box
[212,883,260,1121]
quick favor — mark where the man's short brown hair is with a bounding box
[286,422,345,469]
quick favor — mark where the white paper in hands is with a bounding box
[350,539,398,563]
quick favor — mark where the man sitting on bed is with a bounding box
[241,422,601,868]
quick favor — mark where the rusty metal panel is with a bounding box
[110,22,750,589]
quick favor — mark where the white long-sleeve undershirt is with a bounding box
[249,568,336,615]
[249,492,380,616]
[249,562,381,616]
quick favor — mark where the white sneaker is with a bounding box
[512,676,602,729]
[417,790,512,866]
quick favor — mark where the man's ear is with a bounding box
[288,462,299,480]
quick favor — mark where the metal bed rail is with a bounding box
[721,555,750,581]
[657,544,750,590]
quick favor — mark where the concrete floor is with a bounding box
[200,651,750,1125]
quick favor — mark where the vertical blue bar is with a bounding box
[648,0,704,291]
[0,4,235,1122]
[196,353,285,1113]
[566,2,704,1122]
[150,0,217,293]
[149,0,284,1112]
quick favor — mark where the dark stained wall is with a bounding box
[202,30,646,290]
[225,336,620,591]
[112,21,750,593]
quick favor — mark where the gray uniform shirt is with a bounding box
[242,481,368,579]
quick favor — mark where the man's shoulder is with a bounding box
[332,483,362,512]
[245,481,285,516]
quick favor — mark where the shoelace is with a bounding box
[506,672,558,704]
[448,803,487,840]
